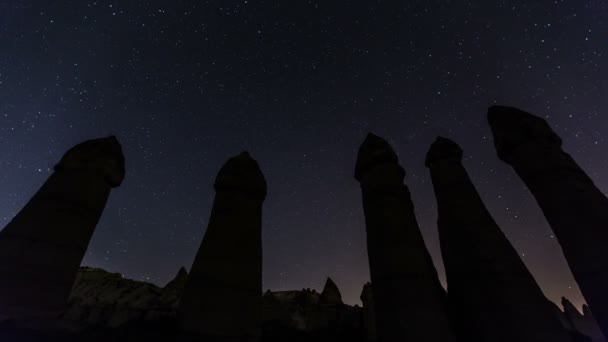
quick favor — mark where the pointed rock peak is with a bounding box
[582,304,593,318]
[164,267,188,289]
[55,135,126,187]
[355,133,401,181]
[360,282,373,302]
[562,297,583,318]
[425,136,463,168]
[487,105,562,162]
[176,267,188,278]
[320,277,343,305]
[323,277,339,292]
[215,151,267,198]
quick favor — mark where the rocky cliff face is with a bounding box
[64,268,368,338]
[62,267,605,342]
[63,267,187,327]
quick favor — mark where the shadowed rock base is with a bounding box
[354,133,454,342]
[0,136,125,322]
[360,282,377,341]
[489,106,608,338]
[177,152,267,341]
[426,137,572,342]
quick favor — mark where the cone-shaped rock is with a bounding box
[0,136,125,321]
[177,151,266,340]
[354,133,454,342]
[164,267,188,290]
[426,137,571,342]
[319,277,343,305]
[563,298,584,320]
[489,105,608,336]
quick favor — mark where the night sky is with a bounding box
[1,1,607,308]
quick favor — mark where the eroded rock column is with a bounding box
[0,136,125,321]
[426,137,571,342]
[489,106,608,337]
[354,133,453,342]
[177,152,266,340]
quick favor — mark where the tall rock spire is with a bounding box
[425,136,571,342]
[489,105,608,337]
[0,136,125,321]
[354,133,454,342]
[177,151,267,340]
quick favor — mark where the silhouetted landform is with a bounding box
[562,298,607,342]
[359,282,376,341]
[489,106,608,337]
[0,266,600,341]
[177,152,267,340]
[425,137,572,341]
[0,136,125,322]
[2,106,608,342]
[354,133,454,342]
[62,267,187,326]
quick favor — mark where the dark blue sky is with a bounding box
[0,0,606,306]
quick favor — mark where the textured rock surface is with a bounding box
[489,105,608,337]
[426,137,572,341]
[354,133,454,342]
[177,152,267,340]
[63,267,186,327]
[6,266,600,342]
[0,136,125,321]
[61,269,372,341]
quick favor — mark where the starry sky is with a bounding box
[1,0,607,307]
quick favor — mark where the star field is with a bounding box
[0,0,607,307]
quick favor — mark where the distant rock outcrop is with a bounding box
[63,267,187,327]
[319,278,343,305]
[62,269,371,340]
[47,267,608,342]
[0,136,125,322]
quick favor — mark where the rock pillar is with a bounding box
[426,136,572,342]
[488,105,608,337]
[0,136,125,321]
[354,133,454,342]
[177,152,266,341]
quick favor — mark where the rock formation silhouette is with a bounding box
[354,133,454,342]
[319,277,343,306]
[64,267,186,327]
[488,105,608,337]
[425,136,572,342]
[177,152,267,340]
[0,136,125,322]
[360,282,377,341]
